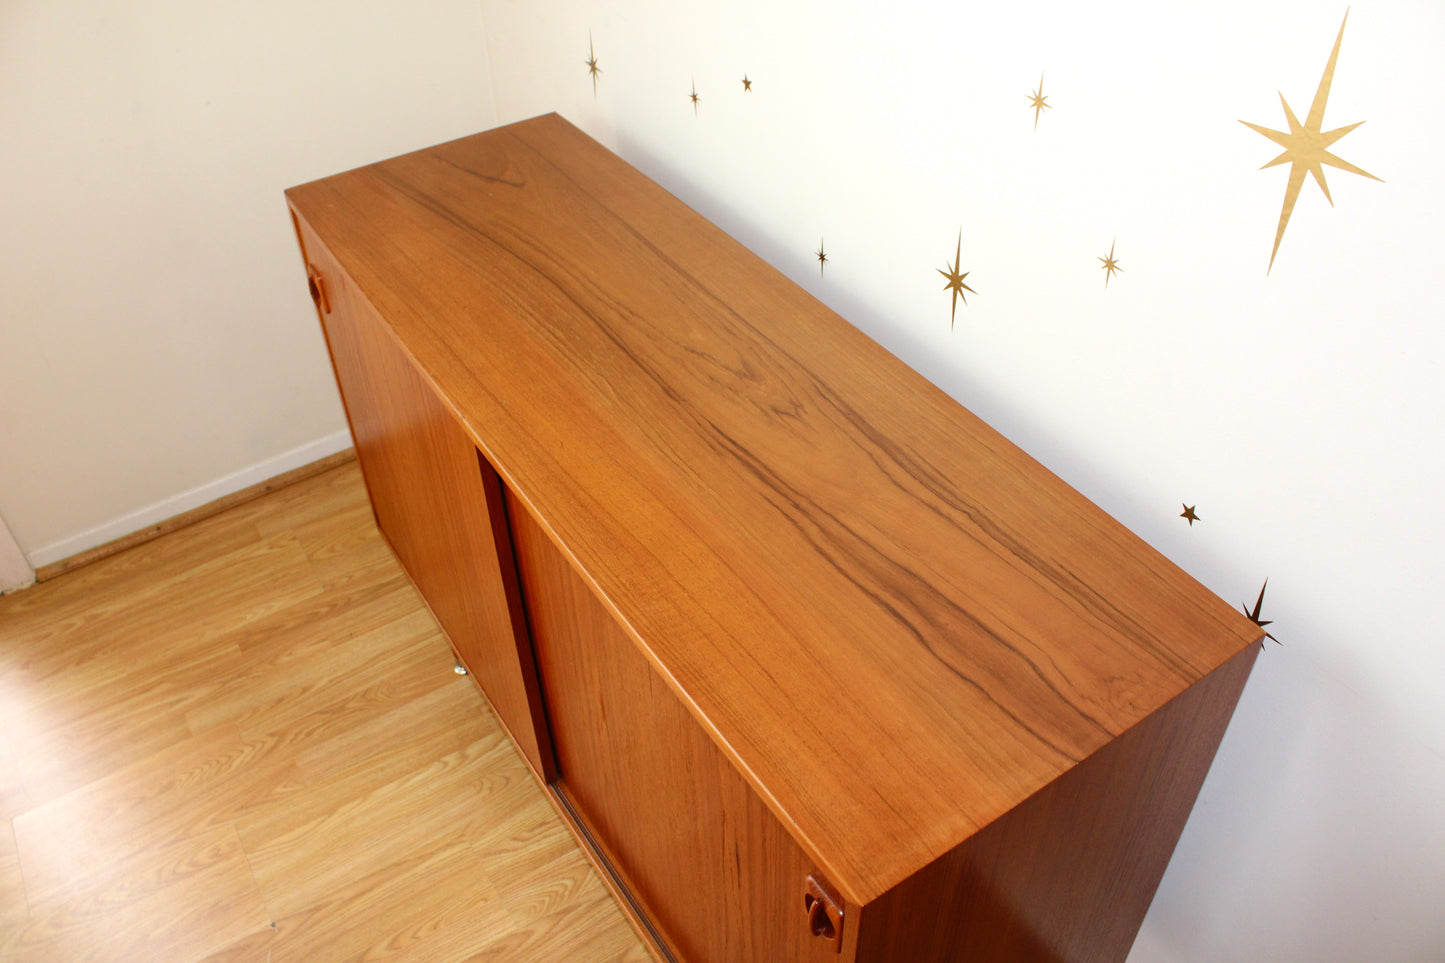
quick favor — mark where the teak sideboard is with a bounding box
[286,113,1263,963]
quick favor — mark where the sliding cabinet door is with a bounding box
[294,214,552,778]
[507,497,848,963]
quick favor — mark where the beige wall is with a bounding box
[0,0,497,565]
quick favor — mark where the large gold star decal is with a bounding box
[742,75,753,92]
[689,79,700,117]
[1240,11,1382,272]
[1028,73,1051,131]
[816,238,828,276]
[938,230,976,330]
[1180,504,1199,526]
[1099,239,1122,288]
[585,33,601,98]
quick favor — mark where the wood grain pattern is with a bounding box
[298,214,554,779]
[854,642,1260,962]
[508,495,847,963]
[0,461,647,963]
[285,114,1263,904]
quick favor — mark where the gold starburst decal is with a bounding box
[1243,579,1280,646]
[585,33,601,97]
[1028,73,1051,131]
[1240,11,1381,272]
[1099,239,1122,288]
[938,230,976,330]
[689,79,700,116]
[816,239,828,276]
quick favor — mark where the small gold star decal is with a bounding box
[689,79,700,116]
[1028,73,1051,131]
[1243,579,1280,646]
[1180,504,1199,526]
[742,75,753,92]
[1099,239,1122,288]
[938,230,976,330]
[585,33,601,98]
[816,239,827,276]
[1240,11,1382,272]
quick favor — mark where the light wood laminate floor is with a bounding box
[0,459,651,963]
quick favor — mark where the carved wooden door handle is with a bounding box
[804,873,844,952]
[306,264,330,314]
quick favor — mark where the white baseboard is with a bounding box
[25,429,354,570]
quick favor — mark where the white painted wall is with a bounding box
[478,1,1444,960]
[0,0,496,566]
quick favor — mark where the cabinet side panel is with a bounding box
[507,498,852,963]
[294,214,553,778]
[857,643,1259,963]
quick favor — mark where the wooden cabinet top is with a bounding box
[286,114,1261,905]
